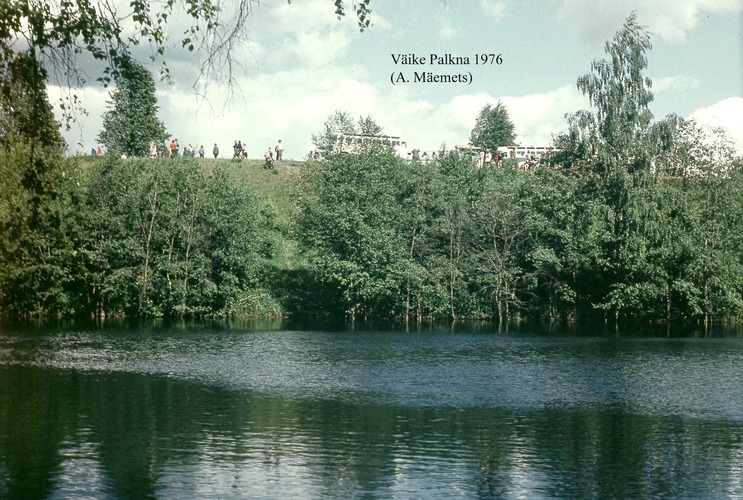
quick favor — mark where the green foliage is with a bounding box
[566,11,654,181]
[358,114,383,135]
[554,12,743,324]
[477,165,582,322]
[469,101,516,151]
[0,54,69,317]
[562,12,660,321]
[1,155,284,318]
[97,61,169,157]
[68,158,274,318]
[574,11,653,155]
[299,144,409,318]
[298,147,490,321]
[311,111,385,154]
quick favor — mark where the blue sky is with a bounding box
[53,0,742,158]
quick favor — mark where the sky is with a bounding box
[49,0,743,159]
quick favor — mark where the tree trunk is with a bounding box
[139,185,159,314]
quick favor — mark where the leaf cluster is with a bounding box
[469,101,516,151]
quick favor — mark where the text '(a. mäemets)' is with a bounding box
[389,53,502,85]
[390,71,472,85]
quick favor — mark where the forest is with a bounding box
[1,14,741,326]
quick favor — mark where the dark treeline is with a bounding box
[0,156,284,318]
[1,14,741,324]
[2,145,742,326]
[296,144,743,326]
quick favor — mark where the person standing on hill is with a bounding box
[213,143,219,159]
[198,145,205,158]
[275,139,283,161]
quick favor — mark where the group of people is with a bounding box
[468,147,506,168]
[232,140,248,159]
[229,139,285,166]
[263,140,284,169]
[409,148,438,162]
[147,139,201,159]
[143,139,285,163]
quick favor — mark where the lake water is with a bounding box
[1,320,742,498]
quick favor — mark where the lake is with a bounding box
[1,320,742,498]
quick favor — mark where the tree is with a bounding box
[469,101,516,151]
[570,11,654,172]
[358,114,383,135]
[515,166,581,322]
[561,13,662,323]
[0,54,70,317]
[652,116,737,182]
[311,111,385,155]
[65,158,275,318]
[470,168,529,325]
[97,61,168,158]
[0,54,65,191]
[299,143,410,319]
[434,152,480,320]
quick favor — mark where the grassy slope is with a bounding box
[221,158,308,270]
[208,159,310,316]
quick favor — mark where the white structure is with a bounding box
[327,133,408,159]
[496,145,557,163]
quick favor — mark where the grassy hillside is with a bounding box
[170,157,309,273]
[219,158,309,271]
[73,155,309,222]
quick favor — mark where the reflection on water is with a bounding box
[0,321,742,498]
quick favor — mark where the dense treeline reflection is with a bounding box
[1,327,742,498]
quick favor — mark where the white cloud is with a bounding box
[283,29,353,67]
[501,85,589,145]
[479,0,507,22]
[53,69,592,159]
[436,15,461,40]
[49,0,394,157]
[245,0,391,69]
[389,86,589,152]
[48,85,108,152]
[690,97,743,154]
[653,75,701,92]
[557,0,743,43]
[155,65,380,159]
[48,0,735,163]
[246,8,352,69]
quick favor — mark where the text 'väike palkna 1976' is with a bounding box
[389,53,502,85]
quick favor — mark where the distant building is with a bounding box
[322,133,409,159]
[496,145,557,164]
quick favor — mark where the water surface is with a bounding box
[1,321,742,498]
